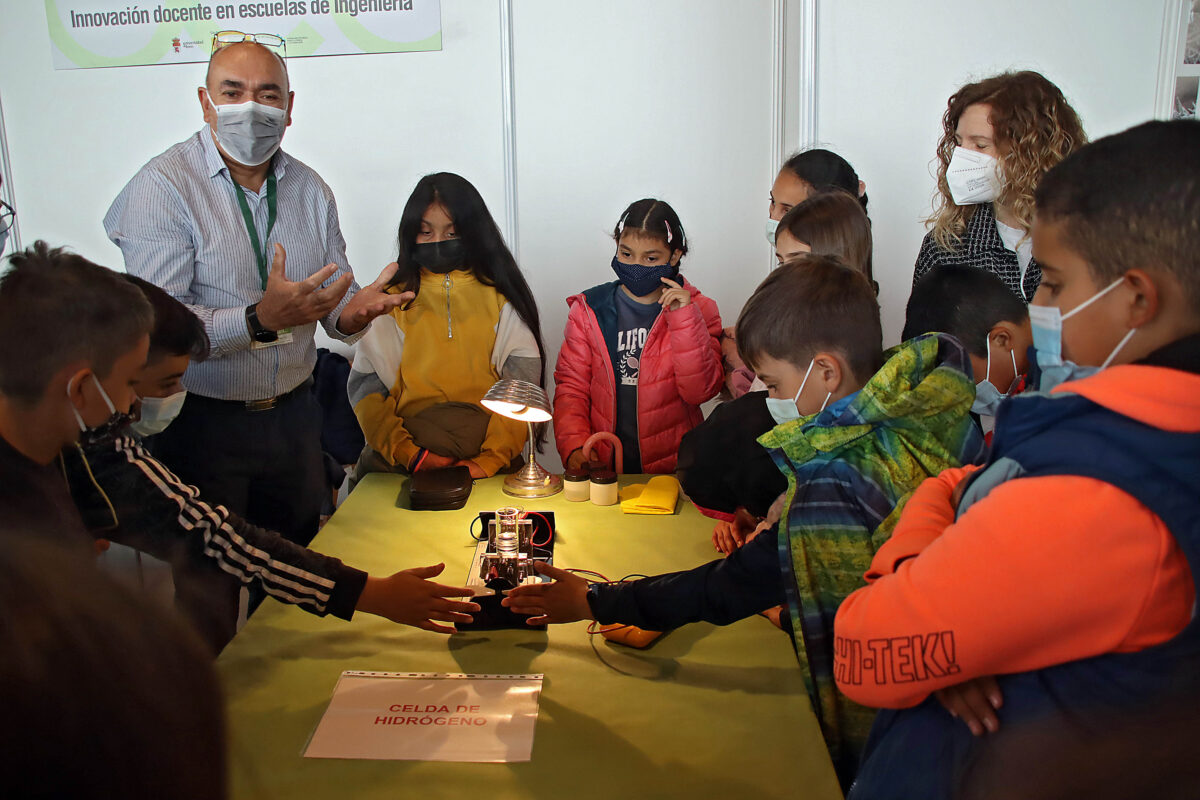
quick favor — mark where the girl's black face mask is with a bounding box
[411,239,466,274]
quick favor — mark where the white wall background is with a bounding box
[510,0,776,410]
[814,0,1170,342]
[0,0,1172,465]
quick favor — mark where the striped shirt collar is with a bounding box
[198,125,290,184]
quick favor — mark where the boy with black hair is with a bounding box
[504,256,984,787]
[903,264,1034,425]
[66,273,482,652]
[0,241,152,547]
[67,275,482,652]
[834,119,1200,799]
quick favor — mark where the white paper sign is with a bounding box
[304,671,544,763]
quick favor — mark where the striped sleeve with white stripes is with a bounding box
[90,435,366,620]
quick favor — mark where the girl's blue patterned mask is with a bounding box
[611,256,676,298]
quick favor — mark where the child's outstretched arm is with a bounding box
[80,436,480,633]
[503,527,787,630]
[662,283,724,405]
[500,563,594,624]
[356,563,481,633]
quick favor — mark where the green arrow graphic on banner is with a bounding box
[332,15,440,53]
[46,0,183,67]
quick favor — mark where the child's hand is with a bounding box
[500,562,594,624]
[712,520,746,555]
[565,449,588,470]
[355,563,481,633]
[457,459,487,480]
[935,675,1003,736]
[659,277,692,311]
[416,452,456,471]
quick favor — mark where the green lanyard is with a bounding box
[233,172,277,290]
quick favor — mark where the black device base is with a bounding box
[455,511,555,633]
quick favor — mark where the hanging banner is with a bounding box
[44,0,441,70]
[304,671,544,763]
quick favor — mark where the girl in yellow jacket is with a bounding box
[349,173,545,480]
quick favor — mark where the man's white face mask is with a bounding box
[205,93,287,167]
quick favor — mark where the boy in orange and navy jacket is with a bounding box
[833,120,1200,799]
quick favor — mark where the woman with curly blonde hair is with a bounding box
[912,71,1086,301]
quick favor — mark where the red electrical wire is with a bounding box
[523,511,554,547]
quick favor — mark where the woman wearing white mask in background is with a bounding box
[913,71,1086,302]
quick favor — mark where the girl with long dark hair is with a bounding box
[349,172,546,480]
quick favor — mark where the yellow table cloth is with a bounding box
[216,474,841,800]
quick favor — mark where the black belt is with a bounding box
[193,379,311,412]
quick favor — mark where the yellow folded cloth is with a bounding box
[618,475,681,515]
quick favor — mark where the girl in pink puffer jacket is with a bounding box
[553,199,723,474]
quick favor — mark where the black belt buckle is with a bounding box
[244,396,280,411]
[234,378,309,411]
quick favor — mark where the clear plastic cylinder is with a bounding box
[495,506,522,558]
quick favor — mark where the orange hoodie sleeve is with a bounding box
[865,466,979,581]
[833,475,1193,709]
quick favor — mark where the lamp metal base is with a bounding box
[503,460,564,498]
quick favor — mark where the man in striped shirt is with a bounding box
[104,39,404,547]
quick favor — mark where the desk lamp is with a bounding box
[481,379,563,498]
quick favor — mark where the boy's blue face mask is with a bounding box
[611,256,677,298]
[1029,278,1136,393]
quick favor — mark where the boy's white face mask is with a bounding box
[130,390,188,437]
[765,359,832,425]
[945,146,1003,206]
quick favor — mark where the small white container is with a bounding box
[563,467,590,502]
[590,469,618,506]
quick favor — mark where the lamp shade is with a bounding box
[481,379,552,423]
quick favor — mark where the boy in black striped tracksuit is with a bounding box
[62,275,479,653]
